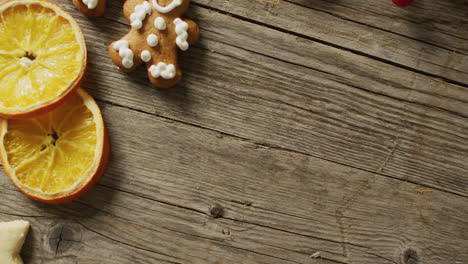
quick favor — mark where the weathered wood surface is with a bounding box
[191,0,468,85]
[1,0,467,263]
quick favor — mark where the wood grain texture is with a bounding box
[0,0,467,263]
[287,0,468,54]
[65,0,468,195]
[192,0,468,85]
[1,103,467,263]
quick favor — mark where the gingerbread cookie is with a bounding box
[109,0,200,88]
[73,0,106,17]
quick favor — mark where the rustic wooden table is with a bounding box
[1,0,467,263]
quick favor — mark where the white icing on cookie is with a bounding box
[82,0,98,9]
[147,34,159,47]
[151,0,183,13]
[149,62,176,79]
[173,18,189,51]
[141,50,151,62]
[130,1,151,29]
[113,40,134,69]
[154,17,166,30]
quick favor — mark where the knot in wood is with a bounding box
[47,222,81,255]
[403,248,419,264]
[210,204,224,219]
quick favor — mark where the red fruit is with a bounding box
[392,0,414,7]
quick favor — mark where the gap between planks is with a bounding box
[281,0,467,56]
[101,9,468,119]
[200,33,468,120]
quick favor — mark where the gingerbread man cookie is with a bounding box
[73,0,106,17]
[109,0,200,88]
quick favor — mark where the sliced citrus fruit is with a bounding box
[0,0,87,118]
[0,88,109,204]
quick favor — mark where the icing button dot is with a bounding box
[154,17,166,30]
[83,0,98,9]
[147,34,158,47]
[141,50,151,62]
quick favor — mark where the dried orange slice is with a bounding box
[0,88,109,204]
[0,0,86,118]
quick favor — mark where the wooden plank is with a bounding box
[57,0,468,195]
[190,0,468,85]
[286,0,468,54]
[0,188,344,264]
[1,102,466,263]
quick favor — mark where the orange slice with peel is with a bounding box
[0,0,86,118]
[0,88,109,204]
